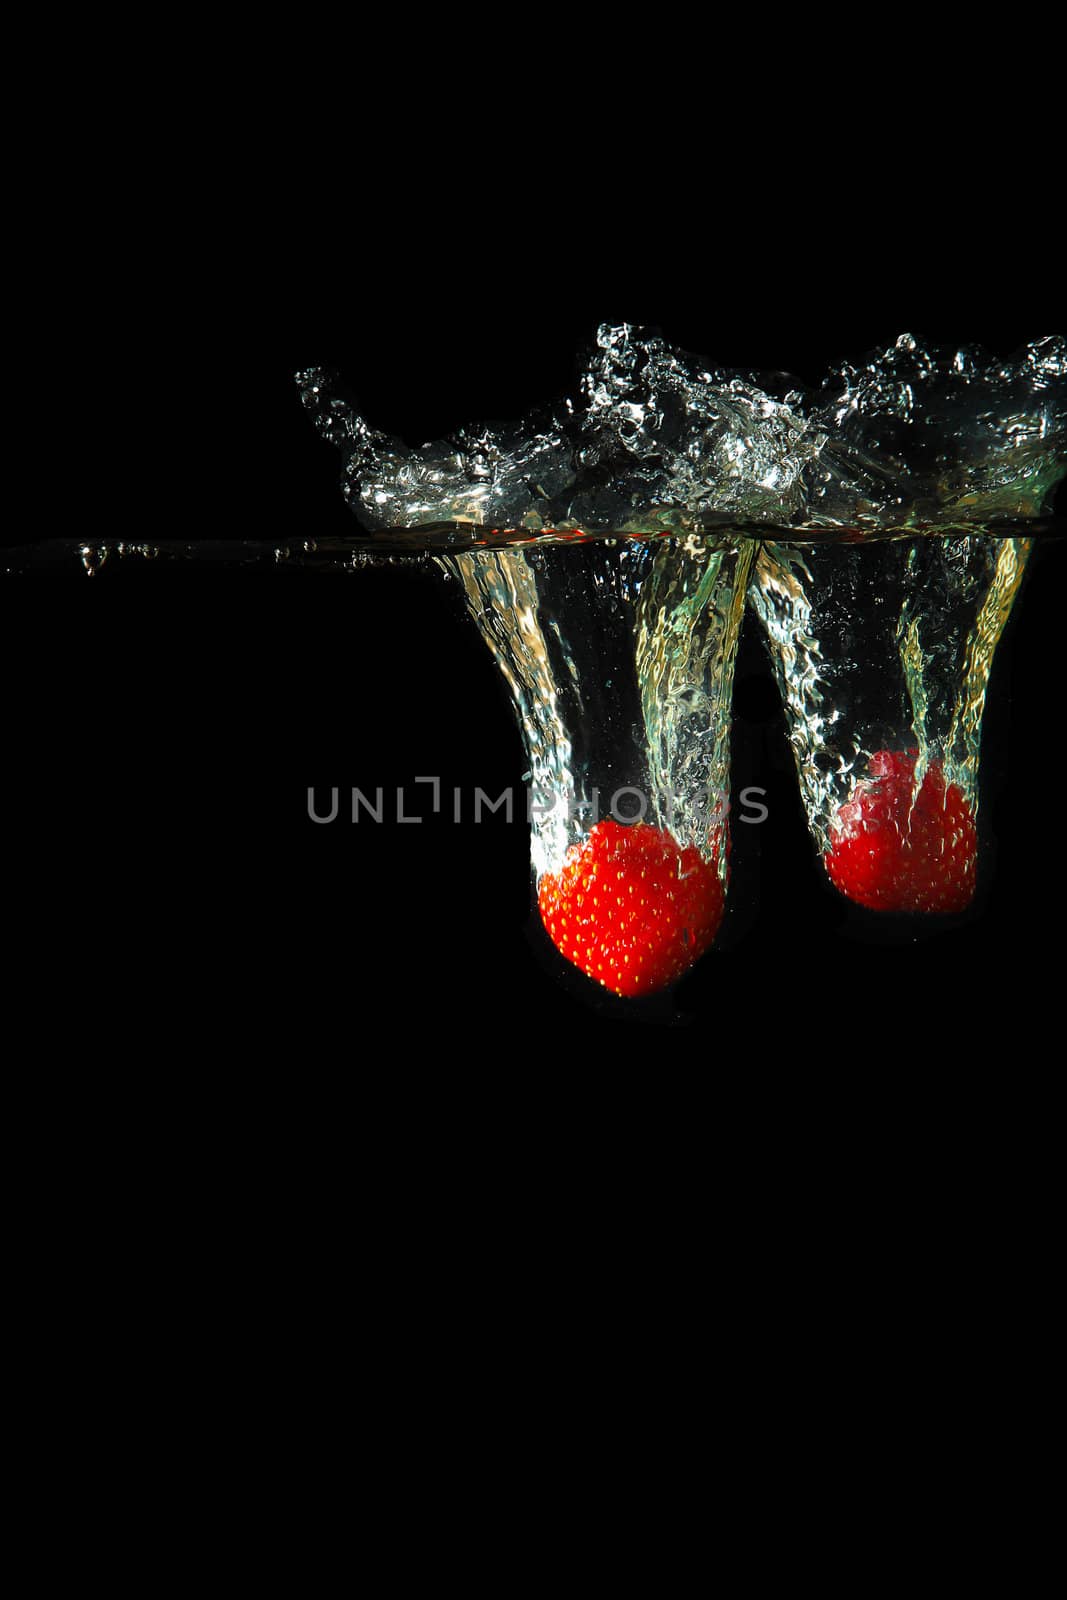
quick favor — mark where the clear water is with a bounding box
[3,323,1062,994]
[749,534,1033,848]
[292,323,1065,544]
[439,537,752,879]
[5,323,1063,580]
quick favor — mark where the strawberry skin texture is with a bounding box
[824,749,976,913]
[537,818,725,997]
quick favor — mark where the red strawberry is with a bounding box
[537,818,725,997]
[824,748,976,913]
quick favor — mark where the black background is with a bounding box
[7,156,1065,1062]
[6,49,1062,1463]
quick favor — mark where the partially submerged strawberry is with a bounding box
[824,748,976,913]
[537,818,725,996]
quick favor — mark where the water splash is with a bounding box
[440,536,752,992]
[292,322,1060,949]
[6,325,1061,998]
[441,537,752,866]
[749,533,1032,910]
[296,324,1065,546]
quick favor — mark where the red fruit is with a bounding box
[824,748,976,913]
[537,818,725,997]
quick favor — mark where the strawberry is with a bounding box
[824,748,976,913]
[536,818,725,997]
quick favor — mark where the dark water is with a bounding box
[3,534,1064,1037]
[4,317,1064,1035]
